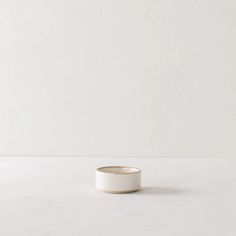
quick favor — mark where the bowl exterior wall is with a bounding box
[96,170,141,193]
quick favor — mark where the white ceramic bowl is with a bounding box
[96,166,141,193]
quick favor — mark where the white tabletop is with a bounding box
[0,157,236,236]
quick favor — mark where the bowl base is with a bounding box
[97,188,140,194]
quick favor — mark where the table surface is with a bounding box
[0,157,236,236]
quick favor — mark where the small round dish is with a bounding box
[96,166,141,193]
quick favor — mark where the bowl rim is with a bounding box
[96,165,141,175]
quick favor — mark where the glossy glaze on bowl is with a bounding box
[96,166,141,193]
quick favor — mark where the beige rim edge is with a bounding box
[96,166,141,175]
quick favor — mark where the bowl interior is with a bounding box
[97,166,140,174]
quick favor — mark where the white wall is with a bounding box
[0,0,235,157]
